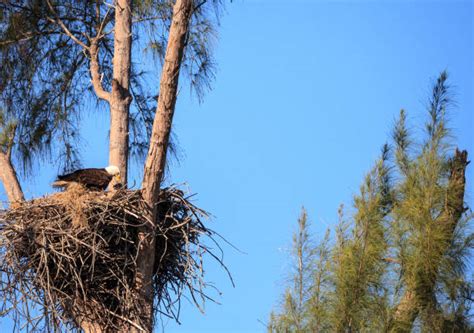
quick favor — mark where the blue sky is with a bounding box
[1,0,473,332]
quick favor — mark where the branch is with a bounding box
[383,257,400,264]
[132,15,167,24]
[193,0,207,13]
[0,30,61,46]
[87,4,114,102]
[89,39,111,102]
[97,5,114,38]
[45,0,89,50]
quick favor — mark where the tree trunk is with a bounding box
[142,0,193,202]
[83,2,132,331]
[136,0,193,331]
[390,149,469,332]
[109,0,132,186]
[0,152,24,204]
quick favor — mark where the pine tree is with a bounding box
[268,208,315,332]
[269,72,472,332]
[389,72,471,332]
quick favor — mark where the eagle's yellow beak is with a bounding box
[115,174,121,182]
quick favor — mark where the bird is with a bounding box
[52,165,121,191]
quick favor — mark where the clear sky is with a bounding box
[1,0,473,332]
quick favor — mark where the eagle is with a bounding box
[52,165,121,191]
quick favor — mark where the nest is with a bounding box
[0,186,228,331]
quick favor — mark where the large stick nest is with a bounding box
[0,185,227,331]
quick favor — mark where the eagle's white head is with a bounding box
[105,165,120,176]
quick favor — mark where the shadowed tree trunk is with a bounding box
[390,149,469,332]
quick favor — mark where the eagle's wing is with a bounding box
[55,169,112,190]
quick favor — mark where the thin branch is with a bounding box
[0,30,61,46]
[193,0,208,13]
[97,6,114,38]
[132,15,167,24]
[383,257,400,264]
[45,0,89,50]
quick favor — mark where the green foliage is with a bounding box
[307,228,332,332]
[390,72,472,332]
[268,208,317,332]
[330,146,392,332]
[269,72,473,332]
[1,1,88,172]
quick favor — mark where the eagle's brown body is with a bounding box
[54,168,113,190]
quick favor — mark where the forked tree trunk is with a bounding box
[390,149,469,332]
[136,0,194,331]
[109,0,132,186]
[0,152,24,204]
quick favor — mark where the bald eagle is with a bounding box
[52,165,121,191]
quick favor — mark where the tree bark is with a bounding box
[136,0,193,331]
[0,152,24,204]
[390,149,469,332]
[142,0,193,203]
[109,0,132,186]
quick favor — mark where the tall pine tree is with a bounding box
[269,72,472,332]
